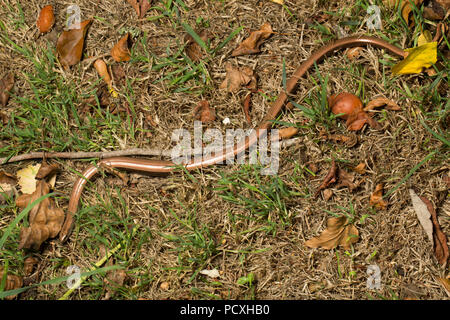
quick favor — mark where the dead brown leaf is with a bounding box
[305,216,359,250]
[315,160,337,197]
[193,100,216,123]
[364,97,401,111]
[336,168,357,191]
[0,268,23,299]
[111,33,131,62]
[420,196,449,267]
[56,20,92,69]
[23,256,39,276]
[0,73,14,107]
[185,29,208,62]
[220,63,256,93]
[278,127,299,140]
[35,161,59,180]
[370,184,388,210]
[231,23,273,57]
[423,0,448,20]
[127,0,151,19]
[15,180,65,250]
[353,162,366,174]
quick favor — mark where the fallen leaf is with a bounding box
[370,184,388,210]
[243,92,253,123]
[199,269,220,278]
[220,63,256,93]
[111,33,131,62]
[16,180,65,250]
[392,42,437,75]
[0,268,23,299]
[401,0,424,26]
[185,29,208,62]
[231,23,273,57]
[336,168,357,191]
[127,0,151,19]
[418,30,433,46]
[35,161,59,180]
[17,164,41,194]
[353,163,366,174]
[0,170,17,203]
[438,277,450,295]
[270,0,284,4]
[111,64,126,80]
[423,0,448,21]
[419,195,449,267]
[56,20,92,69]
[305,216,359,250]
[278,127,299,139]
[37,5,55,34]
[0,73,14,107]
[193,100,216,123]
[364,97,401,111]
[409,189,434,244]
[315,160,337,197]
[23,256,39,276]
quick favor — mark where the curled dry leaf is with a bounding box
[16,180,65,250]
[364,97,401,112]
[305,216,359,250]
[127,0,151,19]
[370,184,388,210]
[0,73,14,107]
[315,160,337,197]
[193,100,216,123]
[0,269,23,299]
[243,92,253,123]
[232,23,273,57]
[185,29,208,62]
[353,162,366,174]
[220,63,256,93]
[37,5,55,34]
[56,20,92,69]
[336,168,357,191]
[278,127,299,140]
[329,92,380,131]
[111,33,131,62]
[35,161,59,180]
[419,195,449,267]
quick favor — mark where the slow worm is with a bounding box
[59,36,406,242]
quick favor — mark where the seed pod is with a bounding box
[94,59,112,88]
[37,5,55,33]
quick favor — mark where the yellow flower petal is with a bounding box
[392,42,437,75]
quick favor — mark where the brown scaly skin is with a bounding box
[59,36,406,242]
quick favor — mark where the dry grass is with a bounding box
[0,0,449,300]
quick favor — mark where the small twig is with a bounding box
[0,137,302,165]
